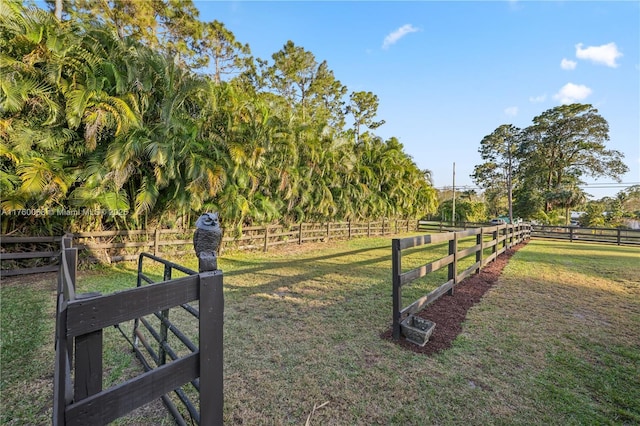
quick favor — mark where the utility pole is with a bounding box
[452,162,456,226]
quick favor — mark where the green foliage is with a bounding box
[437,199,487,223]
[1,1,437,235]
[476,104,629,222]
[346,91,385,143]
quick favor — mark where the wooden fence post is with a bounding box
[502,226,507,251]
[326,222,330,241]
[299,222,303,245]
[264,226,269,252]
[63,244,77,361]
[367,222,371,238]
[617,229,621,246]
[199,270,224,426]
[154,228,160,256]
[64,244,77,295]
[476,228,483,272]
[53,296,70,426]
[391,239,402,340]
[447,233,457,295]
[348,221,352,239]
[54,237,78,425]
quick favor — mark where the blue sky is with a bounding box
[195,0,639,200]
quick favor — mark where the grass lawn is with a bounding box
[1,237,639,425]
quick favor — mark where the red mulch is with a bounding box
[381,242,528,355]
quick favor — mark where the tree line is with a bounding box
[469,103,633,227]
[2,1,634,236]
[1,0,437,235]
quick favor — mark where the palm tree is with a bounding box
[545,186,587,225]
[1,2,75,215]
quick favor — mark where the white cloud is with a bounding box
[553,83,592,104]
[529,94,547,103]
[561,58,577,70]
[382,24,420,50]
[575,42,623,68]
[504,106,518,117]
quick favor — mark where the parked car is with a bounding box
[490,218,507,225]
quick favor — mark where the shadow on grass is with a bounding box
[222,245,395,298]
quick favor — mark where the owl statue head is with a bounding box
[195,212,220,230]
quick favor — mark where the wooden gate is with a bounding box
[53,235,224,425]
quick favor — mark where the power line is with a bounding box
[579,182,640,189]
[434,182,640,191]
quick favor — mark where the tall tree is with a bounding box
[618,185,640,216]
[157,0,203,68]
[472,124,520,223]
[519,103,628,212]
[65,0,162,43]
[60,0,204,69]
[264,41,346,130]
[346,91,385,144]
[199,20,251,84]
[544,185,587,225]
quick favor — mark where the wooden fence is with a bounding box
[392,223,532,340]
[53,235,224,425]
[417,220,488,233]
[1,219,416,276]
[531,224,640,246]
[0,235,62,276]
[417,220,640,246]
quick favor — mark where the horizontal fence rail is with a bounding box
[392,223,532,340]
[0,235,62,276]
[4,220,637,276]
[531,225,640,246]
[417,220,640,246]
[1,219,417,275]
[53,236,224,425]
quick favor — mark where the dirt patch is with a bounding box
[382,242,527,355]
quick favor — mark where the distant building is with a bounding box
[622,218,640,230]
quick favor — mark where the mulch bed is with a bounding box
[382,241,528,355]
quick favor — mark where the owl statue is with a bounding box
[193,212,222,272]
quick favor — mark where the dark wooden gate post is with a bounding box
[199,269,224,426]
[54,236,76,426]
